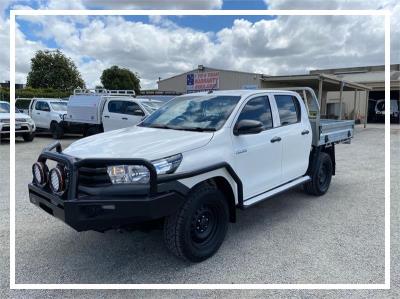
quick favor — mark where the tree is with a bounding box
[100,65,140,94]
[27,50,85,91]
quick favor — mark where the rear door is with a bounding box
[231,95,282,199]
[32,101,51,129]
[102,99,125,131]
[272,94,312,182]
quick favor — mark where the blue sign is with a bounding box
[187,74,194,86]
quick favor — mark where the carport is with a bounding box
[260,73,372,127]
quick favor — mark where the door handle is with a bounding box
[270,136,281,143]
[103,115,110,118]
[36,112,40,115]
[301,129,310,135]
[122,117,128,120]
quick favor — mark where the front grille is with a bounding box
[16,118,27,122]
[78,166,111,187]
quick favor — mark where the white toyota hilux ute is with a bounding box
[28,88,355,262]
[0,101,36,142]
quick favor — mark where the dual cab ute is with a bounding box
[28,88,354,262]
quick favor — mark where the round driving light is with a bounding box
[49,166,66,195]
[32,162,48,187]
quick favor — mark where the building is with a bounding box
[310,64,400,122]
[157,64,399,124]
[157,65,263,94]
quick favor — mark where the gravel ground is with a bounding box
[0,125,399,298]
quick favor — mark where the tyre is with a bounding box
[163,183,229,262]
[22,132,35,142]
[304,152,333,196]
[50,122,64,139]
[85,126,101,136]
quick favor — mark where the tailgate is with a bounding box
[318,119,355,145]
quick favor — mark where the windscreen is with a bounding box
[51,102,68,111]
[141,101,163,113]
[0,102,10,113]
[140,95,241,131]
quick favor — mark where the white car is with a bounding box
[28,98,68,139]
[28,88,354,262]
[0,101,36,142]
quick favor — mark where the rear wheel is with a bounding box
[163,184,229,262]
[85,126,102,136]
[304,152,333,196]
[50,122,64,139]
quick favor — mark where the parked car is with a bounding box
[28,88,354,262]
[374,99,400,123]
[0,101,35,142]
[65,89,163,136]
[27,98,69,139]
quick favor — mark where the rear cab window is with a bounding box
[274,95,301,126]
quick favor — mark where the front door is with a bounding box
[232,95,282,200]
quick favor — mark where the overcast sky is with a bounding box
[1,0,399,89]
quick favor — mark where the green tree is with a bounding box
[100,65,140,94]
[27,50,85,91]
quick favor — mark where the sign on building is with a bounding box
[187,71,219,92]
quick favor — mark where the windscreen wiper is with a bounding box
[175,127,216,132]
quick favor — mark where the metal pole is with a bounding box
[318,78,323,114]
[364,90,369,128]
[353,89,358,120]
[339,82,344,120]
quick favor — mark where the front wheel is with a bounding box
[50,122,64,139]
[304,152,333,196]
[163,184,229,262]
[22,132,35,142]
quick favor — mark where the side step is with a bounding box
[243,176,311,208]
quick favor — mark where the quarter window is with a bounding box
[236,96,273,130]
[275,95,301,126]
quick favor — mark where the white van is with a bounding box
[66,89,163,135]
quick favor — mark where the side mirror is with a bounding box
[234,120,263,136]
[133,111,145,116]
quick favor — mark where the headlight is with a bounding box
[107,165,150,184]
[152,153,182,175]
[107,154,182,185]
[27,118,34,124]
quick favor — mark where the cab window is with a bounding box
[35,101,50,111]
[275,95,301,126]
[236,96,273,130]
[108,101,126,114]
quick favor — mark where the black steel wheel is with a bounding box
[304,152,333,196]
[164,183,229,262]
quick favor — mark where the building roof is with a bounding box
[261,73,371,91]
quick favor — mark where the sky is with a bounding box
[0,0,399,90]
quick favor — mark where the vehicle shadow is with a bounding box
[17,186,315,284]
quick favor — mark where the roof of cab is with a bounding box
[178,89,298,98]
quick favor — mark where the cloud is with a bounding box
[14,12,392,89]
[2,0,400,89]
[44,0,222,10]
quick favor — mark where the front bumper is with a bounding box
[29,183,186,232]
[28,141,191,232]
[0,122,35,135]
